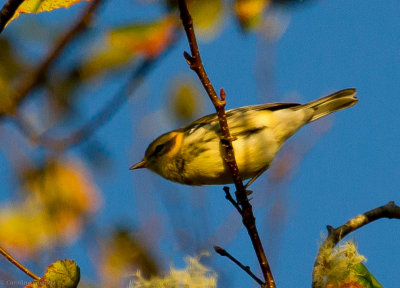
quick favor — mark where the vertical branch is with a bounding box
[0,246,40,280]
[0,0,24,34]
[178,0,242,188]
[177,1,275,287]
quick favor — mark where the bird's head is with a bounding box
[130,131,184,175]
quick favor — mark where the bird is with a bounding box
[130,88,357,187]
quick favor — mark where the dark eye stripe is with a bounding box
[149,135,177,158]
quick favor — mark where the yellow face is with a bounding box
[144,131,184,172]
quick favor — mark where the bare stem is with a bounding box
[0,246,40,280]
[312,201,400,288]
[177,1,275,287]
[0,0,24,34]
[0,0,103,118]
[214,246,264,286]
[223,186,242,215]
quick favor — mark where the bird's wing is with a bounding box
[181,103,301,136]
[229,103,300,113]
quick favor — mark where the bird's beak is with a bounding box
[129,160,147,170]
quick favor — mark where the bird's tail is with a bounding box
[303,88,358,122]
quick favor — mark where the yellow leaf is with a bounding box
[80,16,176,79]
[109,16,177,57]
[0,205,50,258]
[234,0,270,30]
[9,0,90,24]
[26,259,80,288]
[80,47,135,79]
[189,0,224,41]
[0,158,101,258]
[24,159,101,216]
[168,78,203,121]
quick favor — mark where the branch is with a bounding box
[312,201,400,288]
[12,58,157,151]
[0,0,103,118]
[214,246,265,286]
[0,246,40,280]
[0,0,24,34]
[177,1,275,287]
[10,29,178,151]
[178,1,243,190]
[223,186,242,215]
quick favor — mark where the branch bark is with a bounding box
[214,245,264,286]
[0,246,40,280]
[177,1,275,287]
[312,201,400,288]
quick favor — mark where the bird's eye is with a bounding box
[154,144,164,155]
[147,134,179,158]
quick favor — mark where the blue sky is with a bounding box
[1,0,400,287]
[127,1,400,287]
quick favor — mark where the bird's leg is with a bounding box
[244,167,268,190]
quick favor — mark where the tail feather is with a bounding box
[303,88,358,122]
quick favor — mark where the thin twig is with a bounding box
[0,0,24,34]
[178,1,243,190]
[312,201,400,288]
[223,186,242,215]
[0,246,40,280]
[177,1,275,287]
[214,246,264,286]
[0,0,103,118]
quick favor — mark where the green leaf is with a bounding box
[25,260,80,288]
[352,263,384,288]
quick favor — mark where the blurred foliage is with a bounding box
[168,77,203,122]
[100,229,159,287]
[108,17,176,57]
[165,0,291,33]
[234,0,270,30]
[0,158,100,258]
[81,15,177,79]
[0,38,28,114]
[130,254,216,288]
[272,0,315,4]
[45,68,82,119]
[188,0,224,41]
[0,0,320,286]
[25,259,80,288]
